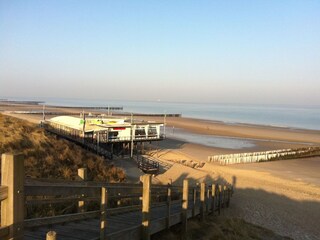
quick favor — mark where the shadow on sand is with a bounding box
[165,172,319,240]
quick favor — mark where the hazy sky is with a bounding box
[1,1,319,105]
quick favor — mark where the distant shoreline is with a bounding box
[1,98,319,131]
[1,102,320,148]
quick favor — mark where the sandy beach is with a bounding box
[151,138,320,239]
[1,103,320,239]
[138,116,320,239]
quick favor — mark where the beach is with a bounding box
[144,119,320,239]
[150,137,320,239]
[1,103,320,239]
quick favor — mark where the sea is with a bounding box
[4,97,320,131]
[4,97,320,149]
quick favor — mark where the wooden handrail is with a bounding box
[0,186,8,201]
[1,153,24,240]
[1,153,233,240]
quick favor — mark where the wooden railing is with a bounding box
[0,153,24,239]
[136,155,160,173]
[0,153,233,240]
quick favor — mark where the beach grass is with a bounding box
[152,215,292,240]
[0,113,125,182]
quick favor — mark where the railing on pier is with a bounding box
[0,153,233,240]
[136,156,160,174]
[42,122,165,160]
[208,147,320,165]
[43,123,112,158]
[42,122,164,144]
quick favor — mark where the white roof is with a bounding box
[49,116,84,130]
[48,116,131,132]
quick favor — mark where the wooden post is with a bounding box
[46,231,57,240]
[206,188,210,213]
[211,184,216,214]
[100,187,107,240]
[218,185,222,215]
[227,185,231,208]
[200,182,205,221]
[166,182,171,229]
[1,153,24,240]
[223,185,227,208]
[142,174,151,240]
[181,179,189,240]
[78,168,87,213]
[192,187,196,217]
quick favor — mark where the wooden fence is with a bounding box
[0,153,232,240]
[208,147,320,165]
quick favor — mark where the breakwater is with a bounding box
[208,147,320,165]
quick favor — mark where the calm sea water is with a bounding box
[166,128,256,149]
[6,97,320,131]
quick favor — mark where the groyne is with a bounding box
[208,147,320,165]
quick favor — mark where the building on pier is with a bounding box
[45,116,164,143]
[43,116,165,168]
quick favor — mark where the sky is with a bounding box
[0,0,319,105]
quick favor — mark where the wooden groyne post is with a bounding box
[207,147,320,165]
[1,153,25,240]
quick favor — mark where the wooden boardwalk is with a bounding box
[1,153,232,240]
[24,201,203,240]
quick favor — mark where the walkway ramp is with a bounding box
[0,153,232,240]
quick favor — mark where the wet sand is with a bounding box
[229,157,320,186]
[160,116,320,145]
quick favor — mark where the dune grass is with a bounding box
[152,215,292,240]
[0,113,125,182]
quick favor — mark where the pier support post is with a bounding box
[142,174,151,240]
[1,153,24,240]
[200,182,206,221]
[78,168,87,213]
[181,179,189,240]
